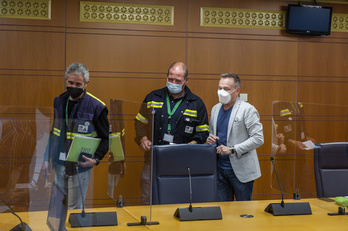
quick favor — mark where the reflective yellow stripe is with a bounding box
[147,101,163,108]
[135,113,148,125]
[66,131,98,140]
[86,92,106,106]
[53,127,61,136]
[280,109,291,116]
[110,129,125,137]
[196,124,209,132]
[183,109,197,117]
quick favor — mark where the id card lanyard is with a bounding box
[65,98,70,126]
[166,94,183,134]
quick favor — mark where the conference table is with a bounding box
[0,198,346,230]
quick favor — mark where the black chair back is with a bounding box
[314,142,348,198]
[152,144,217,205]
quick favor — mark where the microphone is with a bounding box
[187,167,193,212]
[270,157,284,208]
[173,166,222,221]
[264,157,312,216]
[69,163,118,227]
[0,197,31,231]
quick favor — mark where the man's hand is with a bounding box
[40,161,50,178]
[207,135,219,145]
[216,145,231,155]
[140,136,152,152]
[78,155,97,168]
[277,133,285,144]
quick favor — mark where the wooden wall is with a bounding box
[1,0,348,209]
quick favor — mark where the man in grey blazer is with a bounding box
[207,73,264,201]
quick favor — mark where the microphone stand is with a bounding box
[264,157,312,216]
[0,198,31,231]
[173,167,222,221]
[69,164,118,227]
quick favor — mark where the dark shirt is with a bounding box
[217,105,233,170]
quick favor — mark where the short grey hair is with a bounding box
[221,73,241,89]
[65,63,89,84]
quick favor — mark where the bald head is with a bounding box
[167,62,188,79]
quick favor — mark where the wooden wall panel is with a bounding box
[187,38,298,76]
[1,0,348,210]
[0,73,63,106]
[66,33,186,74]
[0,31,65,70]
[298,41,348,77]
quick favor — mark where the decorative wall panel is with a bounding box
[332,13,348,32]
[201,7,284,29]
[80,1,174,26]
[201,7,348,33]
[0,0,50,20]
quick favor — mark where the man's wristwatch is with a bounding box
[94,158,100,166]
[229,147,236,154]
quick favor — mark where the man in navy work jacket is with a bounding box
[135,61,209,204]
[42,63,109,209]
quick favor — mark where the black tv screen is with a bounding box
[286,4,333,36]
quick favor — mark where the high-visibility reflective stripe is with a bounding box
[280,109,291,116]
[110,129,125,137]
[147,101,163,108]
[136,113,148,125]
[183,109,197,117]
[53,127,61,136]
[66,131,98,140]
[196,124,209,132]
[87,92,106,106]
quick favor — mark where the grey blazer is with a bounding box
[209,98,264,183]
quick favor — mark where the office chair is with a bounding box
[152,144,217,205]
[314,142,348,198]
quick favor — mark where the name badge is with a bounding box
[163,133,174,143]
[59,152,66,161]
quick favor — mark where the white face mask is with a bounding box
[167,79,185,94]
[218,88,237,104]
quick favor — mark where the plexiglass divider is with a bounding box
[0,106,54,230]
[109,99,154,225]
[271,101,348,199]
[0,100,155,230]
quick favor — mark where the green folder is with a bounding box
[66,135,101,162]
[109,134,125,161]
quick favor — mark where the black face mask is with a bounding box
[67,87,84,99]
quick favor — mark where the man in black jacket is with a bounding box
[42,63,109,209]
[135,61,209,204]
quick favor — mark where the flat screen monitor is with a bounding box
[46,183,67,231]
[286,4,333,36]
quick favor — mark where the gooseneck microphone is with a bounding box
[264,156,312,216]
[187,167,193,212]
[69,164,118,227]
[75,166,86,217]
[173,166,222,221]
[270,157,284,207]
[0,197,31,231]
